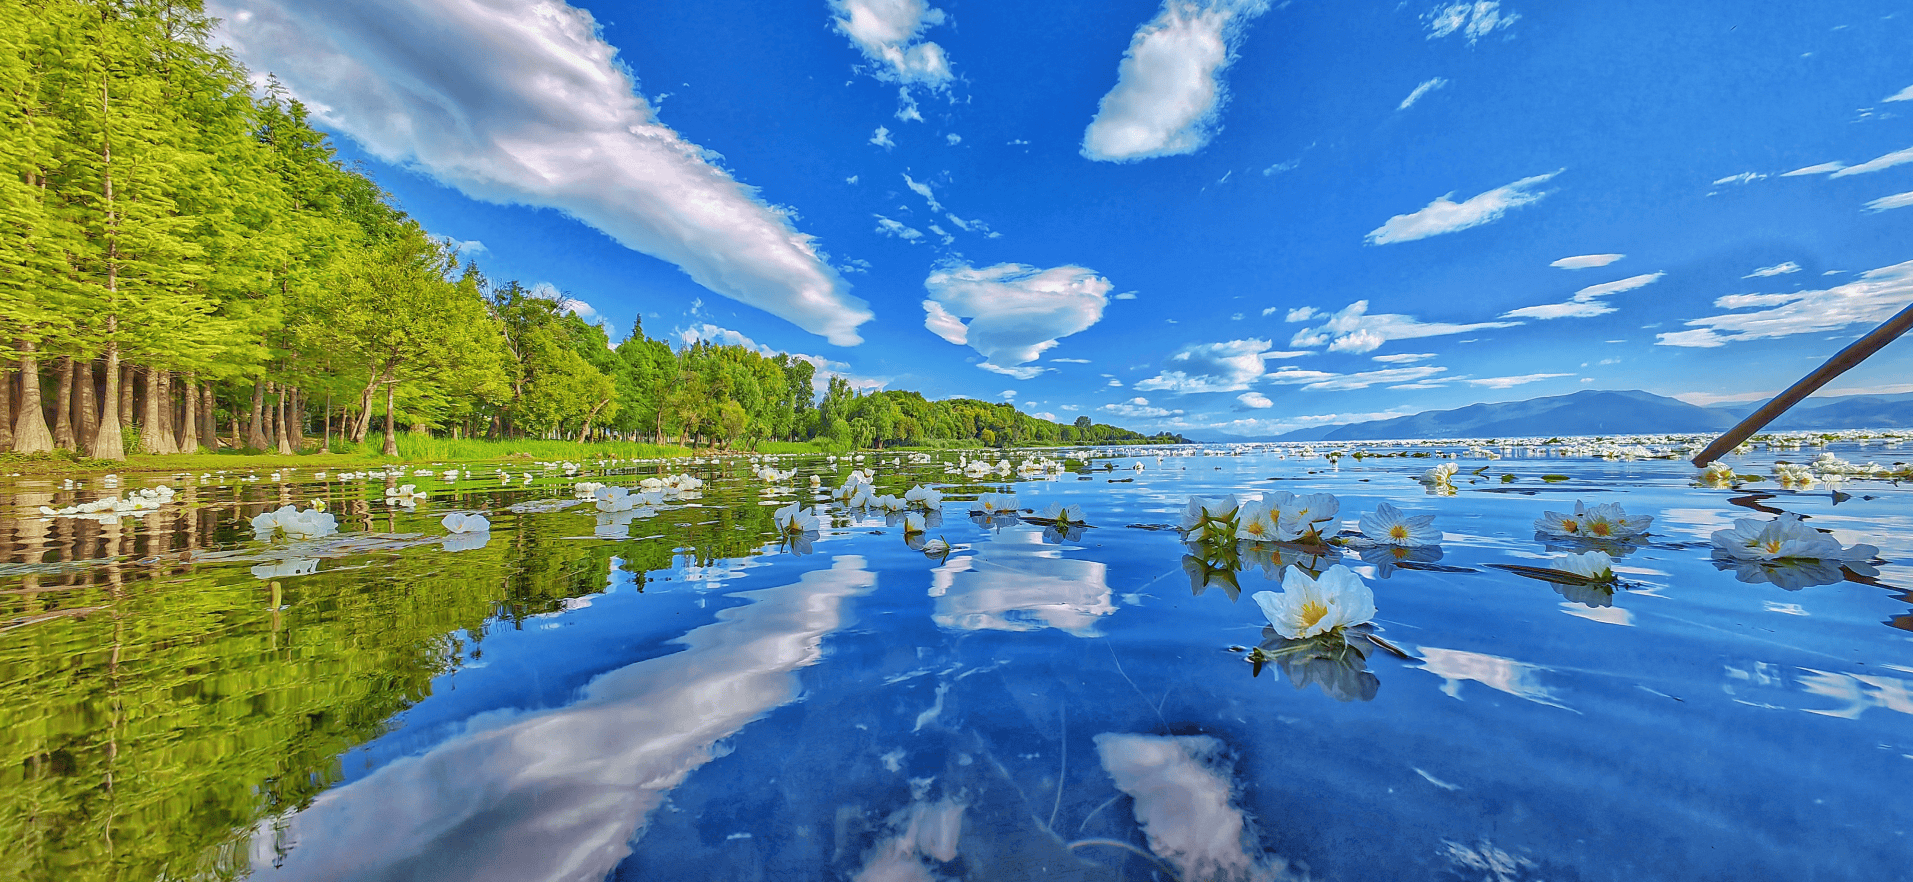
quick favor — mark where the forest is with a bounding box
[0,0,1183,462]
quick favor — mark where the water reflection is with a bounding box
[1413,646,1573,711]
[1250,628,1381,702]
[1092,733,1300,882]
[930,528,1113,636]
[248,556,876,882]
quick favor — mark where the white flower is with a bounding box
[1551,550,1615,582]
[594,486,638,512]
[1288,493,1340,532]
[1359,502,1439,546]
[921,538,950,556]
[1253,565,1377,640]
[1710,513,1878,563]
[441,513,491,534]
[1576,502,1651,540]
[1178,495,1239,532]
[1235,499,1284,543]
[774,502,819,534]
[970,492,1017,516]
[903,511,926,535]
[1697,461,1736,488]
[1038,502,1086,525]
[251,505,338,542]
[1533,506,1583,538]
[385,484,427,505]
[1418,462,1458,488]
[904,485,943,510]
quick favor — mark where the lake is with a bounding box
[2,439,1909,881]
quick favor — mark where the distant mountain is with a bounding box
[1272,390,1737,441]
[1750,392,1913,430]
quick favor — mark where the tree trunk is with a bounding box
[577,397,609,443]
[0,363,13,450]
[92,338,125,461]
[12,342,54,453]
[288,387,306,451]
[349,375,379,444]
[322,390,332,452]
[52,356,75,450]
[175,370,198,452]
[155,368,175,452]
[264,381,279,447]
[381,383,398,457]
[247,381,268,450]
[76,359,98,455]
[138,367,176,454]
[275,384,293,455]
[116,363,132,430]
[202,382,217,449]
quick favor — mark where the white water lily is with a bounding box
[251,505,339,542]
[1178,495,1240,532]
[1418,462,1458,488]
[441,513,490,534]
[1697,461,1736,488]
[1577,502,1652,540]
[904,484,943,510]
[1286,493,1340,537]
[970,492,1017,516]
[1235,499,1284,543]
[1358,502,1439,546]
[1710,513,1878,563]
[594,486,638,512]
[903,511,926,535]
[921,537,950,556]
[1533,507,1583,538]
[385,484,428,506]
[1551,550,1616,582]
[773,502,819,534]
[1253,565,1377,640]
[1038,502,1086,525]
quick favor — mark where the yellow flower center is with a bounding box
[1388,524,1411,540]
[1561,520,1579,533]
[1245,521,1266,537]
[1297,600,1330,631]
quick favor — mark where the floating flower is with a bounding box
[1533,507,1583,538]
[921,537,951,557]
[1284,493,1340,539]
[441,512,490,534]
[1577,502,1652,540]
[1550,550,1616,583]
[1038,502,1086,526]
[904,484,943,510]
[1253,564,1377,640]
[903,511,926,535]
[1235,499,1284,543]
[1696,461,1736,488]
[1709,513,1878,564]
[1179,495,1240,534]
[1418,462,1458,490]
[594,486,638,512]
[1358,502,1439,547]
[774,502,820,534]
[970,493,1017,516]
[251,505,339,542]
[385,484,428,507]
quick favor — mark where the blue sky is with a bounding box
[208,0,1913,438]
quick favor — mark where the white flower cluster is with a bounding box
[1036,502,1086,525]
[40,485,176,520]
[1533,501,1652,541]
[1773,462,1816,490]
[1710,513,1877,563]
[1356,502,1439,547]
[1696,461,1736,488]
[251,504,338,542]
[773,502,821,533]
[1418,462,1459,491]
[969,492,1018,516]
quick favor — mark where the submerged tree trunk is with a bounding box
[246,380,268,450]
[12,342,54,453]
[381,383,398,457]
[92,337,125,461]
[175,370,198,453]
[76,359,98,456]
[52,357,75,450]
[138,367,176,454]
[275,384,293,455]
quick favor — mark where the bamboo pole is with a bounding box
[1692,301,1913,467]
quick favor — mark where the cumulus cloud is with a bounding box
[1080,0,1272,163]
[1284,306,1317,322]
[1465,373,1571,388]
[209,0,872,346]
[1289,301,1517,352]
[1864,191,1913,213]
[1501,271,1665,320]
[1781,160,1846,176]
[1398,77,1449,110]
[1134,339,1308,393]
[1744,261,1801,278]
[870,125,897,149]
[1103,397,1183,419]
[922,262,1113,378]
[1656,259,1913,347]
[1550,253,1623,269]
[1365,170,1560,245]
[1236,391,1273,409]
[829,0,953,87]
[1830,144,1913,178]
[1423,2,1519,44]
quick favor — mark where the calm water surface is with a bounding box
[2,444,1910,881]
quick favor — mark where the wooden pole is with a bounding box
[1692,301,1913,467]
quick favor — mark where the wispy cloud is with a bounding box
[922,262,1113,378]
[1886,85,1913,103]
[1365,170,1561,245]
[1266,365,1448,392]
[1550,253,1624,269]
[874,215,924,241]
[1289,300,1518,352]
[1081,0,1272,163]
[1829,144,1913,177]
[1656,259,1913,347]
[209,0,873,345]
[870,126,897,149]
[1371,352,1436,363]
[1103,397,1183,419]
[1502,272,1665,320]
[1781,160,1846,176]
[1422,2,1519,44]
[1135,338,1308,393]
[1712,171,1766,186]
[1744,261,1801,278]
[1398,77,1449,110]
[1465,373,1571,388]
[1864,191,1913,212]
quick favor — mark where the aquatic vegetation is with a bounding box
[1253,564,1377,640]
[969,492,1018,516]
[1358,501,1439,547]
[904,484,943,510]
[38,485,177,519]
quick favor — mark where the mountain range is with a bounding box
[1266,390,1913,442]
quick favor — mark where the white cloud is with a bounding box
[1864,190,1913,212]
[1398,77,1449,110]
[1236,391,1273,409]
[1501,271,1665,320]
[1290,300,1518,352]
[1830,144,1913,177]
[1283,306,1316,322]
[1744,261,1801,278]
[1886,85,1913,103]
[1262,157,1300,175]
[1550,253,1624,269]
[1051,357,1092,363]
[1712,292,1800,309]
[1266,365,1448,391]
[563,299,597,319]
[845,175,860,185]
[1712,171,1766,186]
[1103,397,1182,419]
[829,0,953,87]
[1259,306,1278,316]
[436,236,486,257]
[1134,338,1309,393]
[1423,2,1519,44]
[1080,0,1272,163]
[1465,373,1571,389]
[1781,160,1847,176]
[209,0,873,347]
[902,172,944,212]
[1000,389,1016,400]
[1365,170,1560,245]
[870,125,897,149]
[946,133,961,145]
[1371,352,1436,363]
[1114,291,1138,300]
[874,215,924,241]
[922,262,1112,378]
[894,87,923,122]
[1656,259,1913,348]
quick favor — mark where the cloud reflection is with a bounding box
[929,529,1114,636]
[247,556,876,882]
[1414,646,1574,711]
